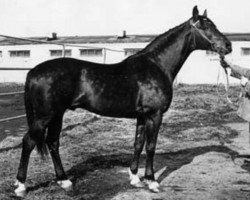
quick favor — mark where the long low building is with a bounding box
[0,32,249,83]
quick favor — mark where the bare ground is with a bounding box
[1,84,250,199]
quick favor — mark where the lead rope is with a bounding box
[219,55,233,104]
[216,62,221,97]
[191,20,232,103]
[191,21,213,45]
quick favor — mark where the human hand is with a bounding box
[220,58,230,68]
[240,76,248,87]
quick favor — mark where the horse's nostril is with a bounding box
[225,42,232,53]
[226,43,232,50]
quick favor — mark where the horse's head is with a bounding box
[190,6,232,55]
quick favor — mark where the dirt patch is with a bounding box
[112,151,250,200]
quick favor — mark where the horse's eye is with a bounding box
[203,25,209,30]
[202,23,209,30]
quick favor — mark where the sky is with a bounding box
[0,0,249,37]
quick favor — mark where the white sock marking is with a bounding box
[128,168,144,187]
[57,179,73,191]
[145,180,160,193]
[14,180,26,197]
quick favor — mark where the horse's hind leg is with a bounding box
[129,116,146,187]
[46,113,72,191]
[15,131,36,197]
[144,111,162,193]
[15,117,50,197]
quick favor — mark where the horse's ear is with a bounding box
[192,6,199,21]
[203,9,207,17]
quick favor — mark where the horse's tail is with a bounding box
[24,71,48,157]
[24,72,34,128]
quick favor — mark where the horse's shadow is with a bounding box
[27,145,243,198]
[67,145,240,196]
[66,145,239,182]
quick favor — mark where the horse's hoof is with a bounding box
[57,180,73,191]
[130,179,145,188]
[14,180,26,197]
[145,180,160,193]
[128,169,144,188]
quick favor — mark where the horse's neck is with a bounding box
[143,22,194,82]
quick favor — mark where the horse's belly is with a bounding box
[71,93,137,118]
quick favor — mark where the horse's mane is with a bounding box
[126,20,189,60]
[143,21,190,54]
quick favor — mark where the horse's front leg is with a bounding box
[129,117,146,187]
[144,110,162,192]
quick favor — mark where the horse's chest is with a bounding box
[137,80,171,112]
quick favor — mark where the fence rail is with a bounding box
[0,68,32,70]
[0,91,24,96]
[0,114,26,123]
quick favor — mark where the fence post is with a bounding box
[103,48,106,64]
[62,44,66,57]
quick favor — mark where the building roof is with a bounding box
[0,33,250,46]
[223,33,250,41]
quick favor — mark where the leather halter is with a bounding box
[190,20,214,50]
[191,20,232,103]
[191,20,213,44]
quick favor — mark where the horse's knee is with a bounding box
[146,143,156,155]
[22,133,36,151]
[134,140,144,150]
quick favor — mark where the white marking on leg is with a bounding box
[14,180,26,197]
[57,179,73,191]
[145,180,160,193]
[128,168,144,188]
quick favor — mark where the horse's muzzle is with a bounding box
[224,41,232,54]
[212,41,232,55]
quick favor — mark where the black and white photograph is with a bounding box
[0,0,250,199]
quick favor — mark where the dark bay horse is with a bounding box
[15,6,231,196]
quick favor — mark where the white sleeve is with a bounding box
[241,76,249,86]
[226,68,231,76]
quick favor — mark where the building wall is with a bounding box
[0,41,250,84]
[178,41,250,84]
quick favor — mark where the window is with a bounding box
[50,49,71,57]
[241,48,250,56]
[9,50,30,57]
[79,49,103,56]
[124,48,142,57]
[206,50,217,56]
